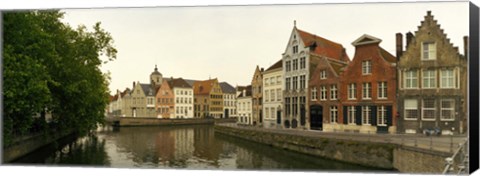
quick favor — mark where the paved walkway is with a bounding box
[216,123,468,153]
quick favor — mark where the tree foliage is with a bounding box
[3,10,117,146]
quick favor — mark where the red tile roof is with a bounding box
[193,79,217,95]
[379,48,397,63]
[297,28,350,62]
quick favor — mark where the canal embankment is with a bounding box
[107,117,236,127]
[3,130,75,163]
[214,124,453,173]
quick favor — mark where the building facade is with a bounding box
[309,55,348,131]
[193,79,224,118]
[170,78,194,119]
[156,79,174,118]
[237,85,253,125]
[251,66,264,126]
[339,34,397,134]
[220,82,237,119]
[397,11,468,134]
[282,23,350,129]
[262,59,283,128]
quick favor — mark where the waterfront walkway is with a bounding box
[217,123,467,153]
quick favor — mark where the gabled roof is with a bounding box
[219,82,236,94]
[193,79,217,95]
[329,60,348,76]
[265,59,283,72]
[120,88,130,97]
[379,48,397,63]
[237,85,252,98]
[168,78,192,88]
[164,77,197,87]
[351,34,382,46]
[296,28,350,62]
[140,83,156,96]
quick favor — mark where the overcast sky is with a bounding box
[58,1,469,94]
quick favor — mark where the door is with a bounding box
[276,110,281,124]
[224,109,229,119]
[310,105,323,130]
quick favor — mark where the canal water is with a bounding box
[12,125,386,172]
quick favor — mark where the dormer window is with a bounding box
[422,42,436,60]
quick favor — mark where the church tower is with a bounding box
[150,65,163,88]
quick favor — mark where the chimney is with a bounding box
[133,81,136,88]
[261,68,264,72]
[406,32,414,49]
[464,36,469,58]
[396,33,403,59]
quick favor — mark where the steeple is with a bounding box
[150,65,163,88]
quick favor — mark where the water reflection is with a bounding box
[12,125,385,172]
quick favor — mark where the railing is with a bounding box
[443,139,469,174]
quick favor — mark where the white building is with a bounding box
[170,78,194,118]
[262,59,283,128]
[282,22,350,129]
[236,86,253,125]
[220,82,237,119]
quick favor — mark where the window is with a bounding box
[330,85,337,100]
[300,57,306,69]
[362,106,371,125]
[265,90,269,102]
[311,87,318,101]
[405,70,418,88]
[330,106,338,123]
[440,99,455,120]
[286,61,291,72]
[293,59,298,70]
[377,106,387,126]
[320,70,327,79]
[265,79,269,86]
[320,86,327,100]
[276,76,281,85]
[348,83,356,100]
[271,108,275,119]
[422,42,436,60]
[348,106,356,124]
[285,98,290,116]
[270,90,275,102]
[277,89,282,101]
[286,78,291,90]
[422,99,436,120]
[440,69,455,88]
[292,76,298,90]
[300,75,306,89]
[404,99,418,120]
[362,61,371,75]
[362,82,372,99]
[293,45,298,54]
[378,82,387,99]
[266,109,269,120]
[422,70,436,88]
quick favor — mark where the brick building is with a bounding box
[251,66,264,126]
[339,34,397,134]
[397,11,468,134]
[193,78,224,119]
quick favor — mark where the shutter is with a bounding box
[355,106,362,125]
[343,106,348,124]
[386,106,393,126]
[371,106,377,126]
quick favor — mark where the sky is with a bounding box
[56,1,472,94]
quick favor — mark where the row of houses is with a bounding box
[108,66,239,119]
[237,11,468,135]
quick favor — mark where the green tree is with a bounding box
[3,10,117,146]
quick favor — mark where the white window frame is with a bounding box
[320,86,327,101]
[362,82,372,100]
[378,82,387,99]
[348,83,356,100]
[362,106,371,125]
[270,89,275,102]
[348,106,356,124]
[265,90,269,102]
[422,69,436,89]
[362,60,372,75]
[421,42,436,60]
[320,70,327,79]
[405,70,418,89]
[422,99,436,121]
[330,85,338,100]
[377,106,387,126]
[311,87,318,101]
[330,106,338,124]
[440,69,455,89]
[277,89,282,101]
[440,99,455,121]
[404,99,418,120]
